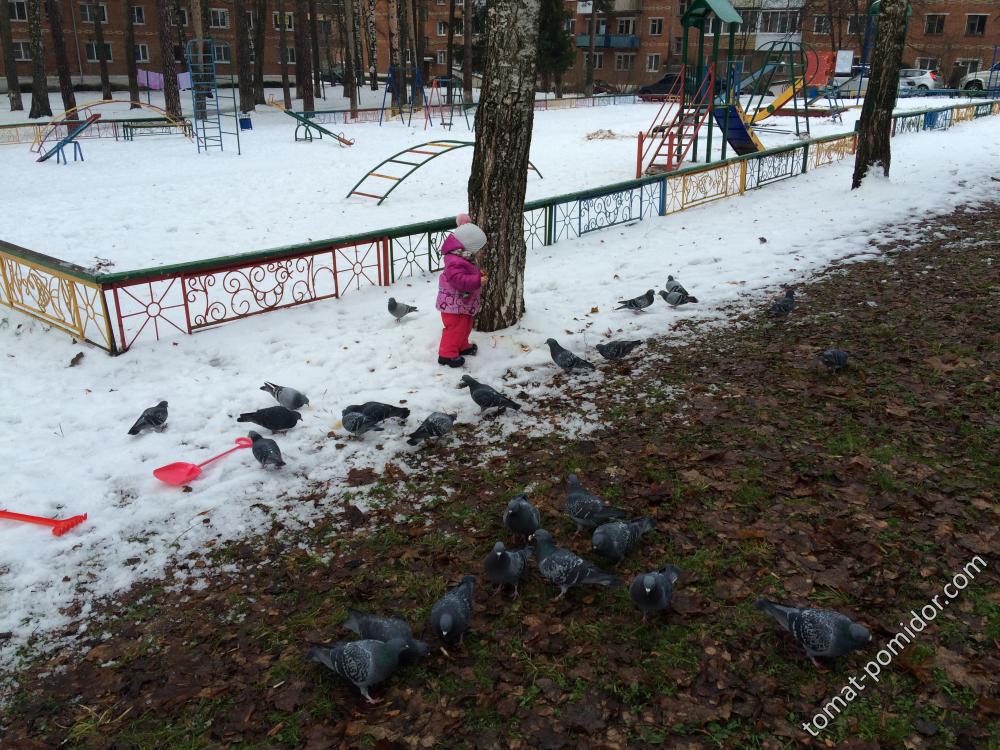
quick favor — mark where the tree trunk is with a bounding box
[172,0,188,69]
[446,0,455,102]
[851,0,907,189]
[156,0,182,115]
[123,0,141,108]
[92,4,113,99]
[190,0,207,119]
[234,0,254,110]
[366,0,377,89]
[468,0,540,331]
[27,0,51,117]
[555,70,563,98]
[323,13,335,93]
[0,0,24,110]
[294,0,314,107]
[343,0,358,113]
[253,0,266,103]
[354,0,364,87]
[584,8,597,96]
[462,0,472,100]
[278,0,291,107]
[47,0,78,117]
[388,0,405,105]
[309,0,321,97]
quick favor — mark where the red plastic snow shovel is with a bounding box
[153,437,254,486]
[0,510,88,536]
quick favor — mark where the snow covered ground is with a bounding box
[0,110,997,666]
[0,92,981,271]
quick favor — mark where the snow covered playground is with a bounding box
[0,82,998,666]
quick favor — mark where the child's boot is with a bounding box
[460,344,478,356]
[438,355,466,368]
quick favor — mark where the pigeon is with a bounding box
[237,405,302,433]
[629,565,681,621]
[342,402,410,423]
[545,338,596,373]
[406,412,457,446]
[341,411,385,436]
[127,400,168,435]
[342,608,430,660]
[615,289,655,312]
[430,575,475,648]
[388,297,417,322]
[260,382,309,410]
[817,349,849,372]
[664,274,696,298]
[596,340,643,361]
[592,517,655,565]
[459,375,522,412]
[503,493,540,540]
[658,289,698,307]
[249,430,285,468]
[755,599,871,666]
[769,288,796,317]
[530,529,623,599]
[306,637,409,704]
[483,541,532,597]
[565,473,627,533]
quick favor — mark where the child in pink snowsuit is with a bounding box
[436,215,487,367]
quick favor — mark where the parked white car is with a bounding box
[898,69,942,90]
[959,63,1000,90]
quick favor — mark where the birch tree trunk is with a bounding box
[27,0,51,118]
[468,0,540,331]
[462,0,472,100]
[47,0,79,117]
[852,0,907,188]
[92,4,113,99]
[156,0,182,116]
[0,0,24,110]
[190,0,207,119]
[366,0,377,89]
[252,0,266,103]
[446,0,455,102]
[123,0,141,108]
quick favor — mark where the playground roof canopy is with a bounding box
[680,0,742,27]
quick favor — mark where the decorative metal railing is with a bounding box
[1,101,995,354]
[0,118,193,147]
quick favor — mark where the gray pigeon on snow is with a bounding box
[341,411,384,436]
[430,575,475,648]
[260,382,309,410]
[306,637,409,704]
[128,400,168,435]
[755,599,871,666]
[592,517,655,565]
[459,375,522,412]
[615,289,655,312]
[503,493,540,540]
[249,431,285,468]
[483,541,532,597]
[596,339,643,361]
[342,608,430,660]
[664,275,696,298]
[769,288,796,317]
[817,349,849,372]
[342,401,410,424]
[629,565,681,621]
[406,412,456,446]
[237,405,302,433]
[545,338,596,372]
[531,528,623,599]
[388,297,417,322]
[658,289,698,307]
[565,473,627,533]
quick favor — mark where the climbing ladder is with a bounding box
[641,65,715,174]
[425,77,471,130]
[185,38,224,153]
[347,140,541,204]
[380,65,427,126]
[636,68,685,172]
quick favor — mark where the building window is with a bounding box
[923,13,944,35]
[436,0,445,4]
[134,42,149,62]
[617,17,635,35]
[214,42,231,63]
[734,9,758,34]
[436,20,447,35]
[283,46,296,64]
[272,11,293,30]
[847,14,862,35]
[436,50,447,64]
[964,14,986,36]
[455,19,463,36]
[8,1,28,21]
[759,10,799,34]
[564,18,574,33]
[131,5,144,24]
[172,7,188,26]
[954,58,980,76]
[649,17,662,35]
[914,57,938,71]
[615,53,634,71]
[80,3,108,23]
[588,17,607,35]
[85,41,113,61]
[12,40,29,60]
[813,14,830,34]
[646,53,659,72]
[245,10,253,28]
[209,8,228,28]
[586,51,603,70]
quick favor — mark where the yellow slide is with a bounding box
[734,103,768,151]
[750,77,805,124]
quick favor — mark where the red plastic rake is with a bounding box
[0,510,88,536]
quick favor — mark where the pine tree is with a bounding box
[155,0,182,116]
[233,0,254,111]
[0,0,24,110]
[536,0,574,98]
[252,0,267,104]
[123,0,141,108]
[47,0,79,117]
[91,3,113,99]
[27,0,52,118]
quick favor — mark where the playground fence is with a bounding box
[0,117,193,147]
[1,100,997,354]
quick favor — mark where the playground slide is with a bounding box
[712,104,766,156]
[36,114,100,163]
[738,64,777,93]
[281,109,354,146]
[750,77,806,123]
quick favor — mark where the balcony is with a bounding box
[612,0,642,10]
[575,34,642,49]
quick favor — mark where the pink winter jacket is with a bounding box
[436,234,483,315]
